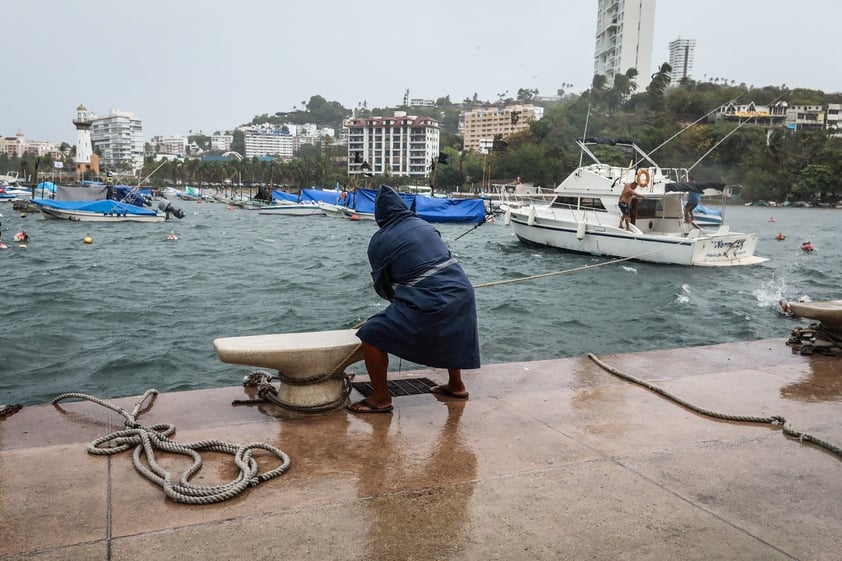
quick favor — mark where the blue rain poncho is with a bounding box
[356,185,481,370]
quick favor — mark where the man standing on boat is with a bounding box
[618,180,644,232]
[350,185,481,413]
[684,190,702,229]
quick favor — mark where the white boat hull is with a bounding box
[508,210,766,267]
[38,206,166,222]
[258,204,324,216]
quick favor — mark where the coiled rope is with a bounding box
[52,389,291,504]
[587,353,842,459]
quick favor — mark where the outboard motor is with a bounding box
[158,201,185,220]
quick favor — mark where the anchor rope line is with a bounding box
[52,389,292,504]
[587,354,842,460]
[472,250,660,289]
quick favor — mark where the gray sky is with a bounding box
[4,0,841,144]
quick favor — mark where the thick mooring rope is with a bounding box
[52,389,291,504]
[587,353,842,459]
[236,342,363,413]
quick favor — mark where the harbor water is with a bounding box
[1,202,840,405]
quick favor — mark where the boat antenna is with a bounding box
[578,103,592,168]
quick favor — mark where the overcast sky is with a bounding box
[4,0,841,144]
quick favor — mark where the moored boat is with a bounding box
[505,138,767,267]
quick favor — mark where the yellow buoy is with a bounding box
[84,236,93,244]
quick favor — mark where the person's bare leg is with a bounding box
[445,369,467,394]
[352,341,392,409]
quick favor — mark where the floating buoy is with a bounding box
[768,216,776,223]
[227,205,234,210]
[20,213,26,218]
[350,214,360,221]
[18,244,27,249]
[167,231,178,240]
[775,233,785,241]
[801,241,814,252]
[84,236,93,244]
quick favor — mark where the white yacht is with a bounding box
[504,139,767,267]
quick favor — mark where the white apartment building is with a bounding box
[245,131,296,159]
[668,37,696,83]
[90,109,145,173]
[152,135,188,156]
[345,112,439,178]
[211,133,233,152]
[460,104,544,153]
[593,0,655,90]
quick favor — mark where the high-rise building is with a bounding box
[346,112,439,178]
[89,109,144,174]
[593,0,656,90]
[668,37,696,83]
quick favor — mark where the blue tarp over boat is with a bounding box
[271,190,300,203]
[31,199,160,216]
[414,196,486,224]
[355,187,486,224]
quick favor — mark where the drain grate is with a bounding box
[351,377,437,397]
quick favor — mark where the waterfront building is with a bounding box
[89,109,144,174]
[460,104,543,153]
[149,135,188,156]
[715,101,788,128]
[593,0,655,90]
[345,111,440,178]
[1,130,63,159]
[211,133,233,152]
[668,37,696,83]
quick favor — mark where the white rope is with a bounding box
[472,250,660,289]
[52,389,291,505]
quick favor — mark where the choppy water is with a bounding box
[2,202,839,405]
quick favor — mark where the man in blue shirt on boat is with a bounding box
[350,185,481,413]
[685,190,702,229]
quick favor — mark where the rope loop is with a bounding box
[52,390,291,504]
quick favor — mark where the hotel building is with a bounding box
[460,104,543,153]
[345,112,439,178]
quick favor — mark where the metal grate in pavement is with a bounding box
[351,377,437,397]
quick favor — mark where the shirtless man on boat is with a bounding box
[618,180,644,231]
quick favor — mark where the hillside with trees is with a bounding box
[6,82,842,204]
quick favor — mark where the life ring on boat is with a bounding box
[635,168,651,187]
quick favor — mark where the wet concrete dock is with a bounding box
[2,338,841,560]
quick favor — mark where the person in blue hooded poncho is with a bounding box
[350,185,481,413]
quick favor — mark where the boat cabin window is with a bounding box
[579,197,606,211]
[551,196,607,211]
[636,199,661,218]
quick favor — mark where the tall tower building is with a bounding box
[73,104,99,178]
[668,37,696,83]
[593,0,656,91]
